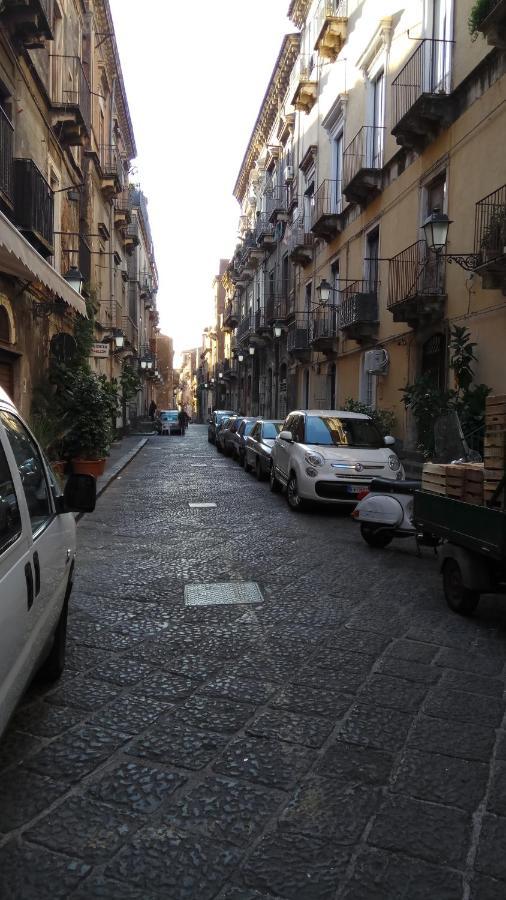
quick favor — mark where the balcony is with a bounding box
[237,313,255,344]
[114,187,132,230]
[1,0,53,48]
[255,212,276,249]
[477,0,506,47]
[222,358,238,380]
[474,184,506,289]
[49,56,91,144]
[223,300,239,331]
[254,307,271,337]
[13,158,53,257]
[0,106,14,209]
[310,307,338,352]
[266,188,287,224]
[124,220,140,256]
[287,316,310,358]
[288,215,315,267]
[289,56,318,115]
[388,240,445,326]
[123,315,139,352]
[99,145,124,199]
[343,126,384,206]
[311,179,343,241]
[338,281,378,341]
[314,0,348,62]
[391,40,454,151]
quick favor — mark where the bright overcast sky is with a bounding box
[109,0,294,357]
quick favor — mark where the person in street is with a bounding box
[148,400,157,421]
[178,407,187,435]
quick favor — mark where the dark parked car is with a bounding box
[215,416,233,453]
[220,416,244,456]
[233,417,258,464]
[244,419,283,479]
[208,410,235,444]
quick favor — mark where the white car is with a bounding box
[0,387,96,739]
[270,409,404,510]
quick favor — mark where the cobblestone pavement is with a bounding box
[1,424,506,899]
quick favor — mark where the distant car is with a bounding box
[233,417,258,464]
[270,409,403,511]
[155,410,181,435]
[208,410,235,444]
[215,416,235,453]
[244,420,283,479]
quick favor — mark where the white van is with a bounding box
[0,386,96,738]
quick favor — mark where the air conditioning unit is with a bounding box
[285,165,294,182]
[364,348,389,374]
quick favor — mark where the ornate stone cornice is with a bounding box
[233,33,301,204]
[93,0,137,158]
[287,0,312,28]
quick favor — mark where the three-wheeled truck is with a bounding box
[414,478,506,615]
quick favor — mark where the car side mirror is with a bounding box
[279,430,293,442]
[62,473,97,513]
[383,435,395,446]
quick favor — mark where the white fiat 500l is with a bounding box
[270,409,404,510]
[0,387,96,739]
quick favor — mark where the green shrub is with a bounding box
[468,0,496,39]
[343,398,396,437]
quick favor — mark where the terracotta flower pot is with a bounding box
[72,458,106,477]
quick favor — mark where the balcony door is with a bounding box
[366,228,380,293]
[431,0,453,93]
[372,72,385,168]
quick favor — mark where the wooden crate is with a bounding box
[422,462,447,495]
[422,462,484,504]
[485,395,506,429]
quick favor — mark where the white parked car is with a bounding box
[0,387,96,739]
[270,409,403,510]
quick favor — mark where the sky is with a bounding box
[109,0,294,359]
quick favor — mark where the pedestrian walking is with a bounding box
[148,400,157,421]
[178,407,186,435]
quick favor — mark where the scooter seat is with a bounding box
[369,478,421,495]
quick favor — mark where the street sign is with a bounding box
[90,342,109,358]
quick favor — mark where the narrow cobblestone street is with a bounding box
[1,425,506,899]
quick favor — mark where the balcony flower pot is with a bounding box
[72,457,106,477]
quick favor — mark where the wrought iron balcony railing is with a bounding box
[388,241,445,310]
[391,39,453,149]
[310,307,338,343]
[0,105,14,206]
[311,179,343,240]
[287,316,310,353]
[255,212,276,245]
[475,183,506,263]
[289,55,318,114]
[13,157,54,256]
[1,0,54,45]
[338,281,378,333]
[343,125,384,204]
[100,145,124,188]
[237,313,255,343]
[49,55,91,137]
[266,188,287,223]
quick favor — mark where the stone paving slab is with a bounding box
[1,425,506,899]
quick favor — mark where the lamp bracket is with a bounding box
[446,253,481,272]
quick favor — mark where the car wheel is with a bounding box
[255,457,264,481]
[243,453,251,473]
[442,558,479,615]
[287,472,305,511]
[360,524,394,548]
[269,462,281,493]
[37,590,70,682]
[216,442,223,454]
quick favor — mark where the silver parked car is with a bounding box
[244,420,283,480]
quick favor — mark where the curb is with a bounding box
[76,437,149,521]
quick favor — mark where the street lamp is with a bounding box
[422,208,452,254]
[63,265,84,294]
[249,346,255,356]
[273,325,282,339]
[238,353,244,362]
[316,278,332,305]
[140,360,147,370]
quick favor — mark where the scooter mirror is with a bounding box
[384,435,395,446]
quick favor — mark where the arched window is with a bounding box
[0,306,10,343]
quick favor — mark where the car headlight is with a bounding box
[304,450,324,467]
[388,454,401,472]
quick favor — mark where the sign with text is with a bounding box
[90,342,109,358]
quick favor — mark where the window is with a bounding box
[1,412,53,537]
[366,227,380,292]
[359,354,376,408]
[0,440,22,555]
[262,422,282,440]
[250,423,261,440]
[305,415,383,448]
[372,71,385,167]
[293,415,305,443]
[334,133,343,213]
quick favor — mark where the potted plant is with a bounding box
[468,0,497,40]
[59,367,118,476]
[29,413,70,483]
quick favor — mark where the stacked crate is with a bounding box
[484,395,506,506]
[422,462,484,503]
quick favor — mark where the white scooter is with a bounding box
[352,478,423,548]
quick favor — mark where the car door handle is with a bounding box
[25,562,34,611]
[33,551,41,597]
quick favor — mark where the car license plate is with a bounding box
[346,485,363,494]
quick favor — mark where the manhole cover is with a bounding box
[184,582,264,607]
[188,502,217,508]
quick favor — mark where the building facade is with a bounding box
[221,0,506,447]
[0,0,163,426]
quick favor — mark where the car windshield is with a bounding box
[305,416,384,449]
[216,412,232,423]
[161,411,178,421]
[263,422,282,439]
